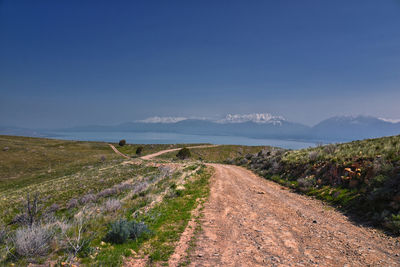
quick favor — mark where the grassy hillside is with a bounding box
[0,135,121,192]
[0,136,212,266]
[231,135,400,234]
[156,145,267,162]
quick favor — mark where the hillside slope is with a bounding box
[230,135,400,234]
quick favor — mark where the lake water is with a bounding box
[46,131,317,150]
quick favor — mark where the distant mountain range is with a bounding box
[2,114,400,142]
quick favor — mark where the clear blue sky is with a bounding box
[1,1,400,128]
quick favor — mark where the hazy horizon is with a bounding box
[1,1,400,128]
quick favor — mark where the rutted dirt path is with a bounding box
[190,164,400,266]
[111,145,400,266]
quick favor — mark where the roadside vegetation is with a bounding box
[229,135,400,234]
[0,135,211,266]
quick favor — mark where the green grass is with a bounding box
[282,135,400,164]
[0,135,121,192]
[157,145,266,162]
[0,135,212,266]
[91,165,211,266]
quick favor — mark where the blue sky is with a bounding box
[1,1,400,128]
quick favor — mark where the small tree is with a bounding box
[119,139,126,147]
[136,146,144,155]
[176,147,191,160]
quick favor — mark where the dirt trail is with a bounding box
[110,146,400,266]
[190,164,400,266]
[108,144,131,159]
[140,145,218,160]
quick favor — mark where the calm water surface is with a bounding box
[47,131,317,150]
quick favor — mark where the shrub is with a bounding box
[48,203,60,213]
[119,140,126,147]
[297,176,315,190]
[103,198,121,212]
[104,219,150,244]
[14,224,53,257]
[0,226,6,244]
[129,221,150,240]
[136,146,144,155]
[62,217,91,258]
[97,187,118,198]
[114,182,133,192]
[104,219,131,244]
[324,144,336,154]
[176,147,191,160]
[308,151,319,162]
[79,193,97,205]
[386,214,400,234]
[67,198,79,209]
[11,193,43,226]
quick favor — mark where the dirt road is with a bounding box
[190,164,400,266]
[110,146,400,266]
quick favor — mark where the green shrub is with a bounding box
[118,140,126,147]
[129,222,150,240]
[176,147,191,160]
[136,146,144,155]
[386,214,400,234]
[104,219,150,244]
[105,219,131,244]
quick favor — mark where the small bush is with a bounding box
[104,219,131,244]
[136,146,144,155]
[62,217,91,258]
[0,226,6,244]
[129,221,150,240]
[97,187,118,198]
[104,199,121,212]
[79,193,97,205]
[104,219,150,244]
[48,203,60,212]
[114,182,133,192]
[324,144,336,154]
[10,193,43,226]
[176,147,191,160]
[308,151,319,162]
[119,140,126,147]
[14,224,53,257]
[67,198,79,209]
[386,214,400,234]
[297,176,315,190]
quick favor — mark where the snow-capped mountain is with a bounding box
[217,113,286,125]
[137,116,187,123]
[6,114,400,143]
